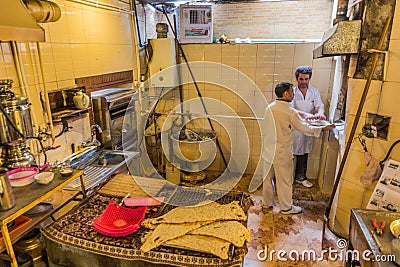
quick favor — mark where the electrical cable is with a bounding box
[55,121,70,138]
[132,0,147,47]
[161,6,229,169]
[380,139,400,165]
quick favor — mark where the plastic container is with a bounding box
[7,167,38,187]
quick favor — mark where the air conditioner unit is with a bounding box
[178,5,213,44]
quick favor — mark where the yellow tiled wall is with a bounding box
[334,0,400,232]
[0,0,136,162]
[180,43,335,174]
[0,0,334,167]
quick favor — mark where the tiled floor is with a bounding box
[231,175,345,266]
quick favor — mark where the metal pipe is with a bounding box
[11,42,39,129]
[155,111,263,121]
[11,41,41,163]
[323,16,392,241]
[65,0,133,14]
[129,0,142,85]
[36,43,55,139]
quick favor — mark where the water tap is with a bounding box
[82,124,102,147]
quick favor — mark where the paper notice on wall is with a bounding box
[367,159,400,212]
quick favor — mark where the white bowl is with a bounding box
[34,172,54,185]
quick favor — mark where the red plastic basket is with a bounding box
[92,200,146,237]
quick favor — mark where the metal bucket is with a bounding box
[14,229,47,265]
[170,129,217,171]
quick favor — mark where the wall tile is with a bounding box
[334,207,351,235]
[312,56,334,69]
[255,67,274,91]
[183,44,205,62]
[371,122,400,160]
[378,81,400,123]
[311,68,332,93]
[48,4,69,43]
[386,40,400,82]
[337,180,365,212]
[346,78,382,116]
[274,44,294,69]
[391,1,400,40]
[204,44,221,63]
[361,187,375,207]
[257,44,275,57]
[273,68,293,85]
[204,67,222,85]
[238,67,256,82]
[293,43,314,68]
[57,79,76,89]
[65,5,86,44]
[344,114,372,150]
[342,149,369,187]
[221,45,239,68]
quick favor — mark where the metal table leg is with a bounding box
[80,174,87,198]
[1,222,17,267]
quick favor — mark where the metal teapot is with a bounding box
[73,90,89,110]
[0,167,15,211]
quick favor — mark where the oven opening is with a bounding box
[110,104,135,120]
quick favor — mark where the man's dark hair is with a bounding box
[275,82,293,97]
[295,66,312,79]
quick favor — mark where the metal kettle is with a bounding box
[0,167,15,211]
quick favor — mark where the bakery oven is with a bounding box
[91,89,138,151]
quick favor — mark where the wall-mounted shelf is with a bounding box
[51,108,88,124]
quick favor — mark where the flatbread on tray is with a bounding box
[141,222,209,252]
[163,234,231,260]
[189,220,251,247]
[143,201,246,227]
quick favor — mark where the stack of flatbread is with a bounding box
[140,201,251,259]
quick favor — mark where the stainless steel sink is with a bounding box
[64,149,139,191]
[90,150,127,167]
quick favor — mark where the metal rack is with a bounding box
[0,170,85,267]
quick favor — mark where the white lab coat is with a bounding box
[262,100,322,210]
[291,85,324,155]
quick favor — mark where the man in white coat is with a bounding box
[262,82,334,215]
[291,66,326,188]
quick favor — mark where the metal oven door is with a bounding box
[109,103,137,150]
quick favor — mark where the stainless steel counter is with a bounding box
[63,150,139,191]
[349,209,400,266]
